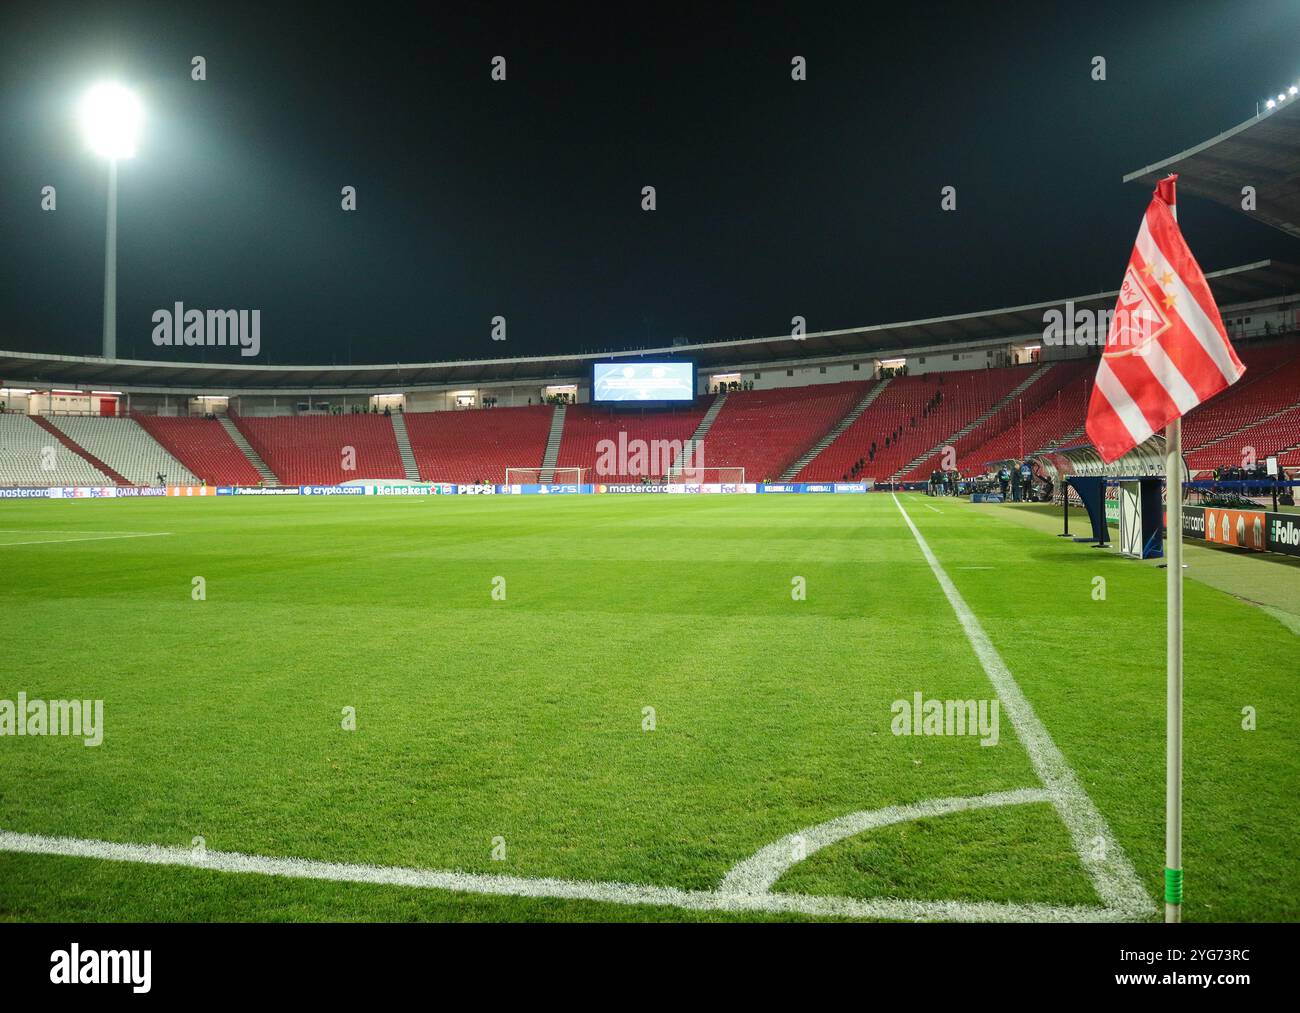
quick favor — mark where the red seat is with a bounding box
[234,414,405,485]
[405,406,553,484]
[134,415,263,485]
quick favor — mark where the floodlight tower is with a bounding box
[79,82,143,360]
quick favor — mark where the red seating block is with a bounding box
[134,415,263,486]
[405,405,553,484]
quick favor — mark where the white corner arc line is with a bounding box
[890,494,1153,918]
[719,788,1049,895]
[0,828,1131,923]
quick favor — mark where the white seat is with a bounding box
[0,414,112,485]
[51,416,199,485]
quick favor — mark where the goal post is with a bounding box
[666,466,744,484]
[505,467,585,485]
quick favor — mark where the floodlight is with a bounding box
[79,82,143,160]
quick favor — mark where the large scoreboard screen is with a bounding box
[591,361,695,402]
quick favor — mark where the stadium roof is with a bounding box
[2,260,1298,394]
[1124,94,1300,238]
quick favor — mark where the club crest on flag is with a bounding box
[1107,265,1170,357]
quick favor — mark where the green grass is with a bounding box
[0,493,1295,921]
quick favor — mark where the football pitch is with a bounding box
[0,494,1295,922]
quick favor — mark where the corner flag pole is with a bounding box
[1164,178,1184,924]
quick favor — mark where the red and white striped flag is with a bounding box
[1085,175,1245,462]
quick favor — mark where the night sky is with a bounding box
[1,0,1298,366]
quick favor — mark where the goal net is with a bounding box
[666,466,745,484]
[504,467,585,485]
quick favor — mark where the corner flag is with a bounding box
[1086,174,1246,924]
[1085,175,1245,463]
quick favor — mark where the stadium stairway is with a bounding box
[390,413,421,481]
[781,380,889,480]
[220,415,279,484]
[1179,339,1300,459]
[1039,422,1088,453]
[1279,433,1300,468]
[669,392,726,477]
[234,414,405,485]
[1187,403,1300,471]
[134,414,264,486]
[890,364,1051,482]
[1188,400,1300,459]
[30,416,132,485]
[707,381,873,482]
[901,361,1088,479]
[538,403,566,483]
[406,405,553,484]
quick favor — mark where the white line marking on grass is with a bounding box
[720,788,1049,894]
[0,530,167,538]
[0,827,1131,923]
[0,532,172,548]
[889,494,1153,919]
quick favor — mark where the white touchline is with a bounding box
[0,828,1131,923]
[0,530,170,538]
[889,494,1153,918]
[0,532,172,548]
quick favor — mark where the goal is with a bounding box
[504,467,586,486]
[666,466,745,484]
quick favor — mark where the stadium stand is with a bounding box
[1181,339,1300,469]
[556,402,709,481]
[49,416,198,486]
[797,366,1028,482]
[702,382,872,482]
[404,405,553,484]
[134,415,265,486]
[0,413,113,486]
[4,333,1298,488]
[903,360,1094,477]
[232,413,405,485]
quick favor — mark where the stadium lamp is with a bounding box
[79,82,143,361]
[79,82,143,159]
[1291,85,1299,95]
[1267,98,1276,109]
